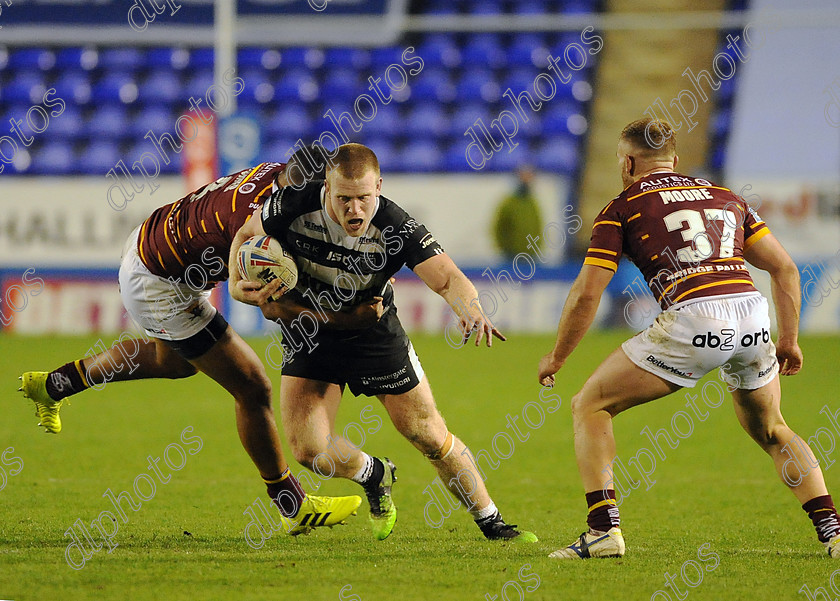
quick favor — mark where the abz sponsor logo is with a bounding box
[691,328,769,349]
[691,329,735,351]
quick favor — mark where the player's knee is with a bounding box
[756,423,788,449]
[745,418,785,449]
[239,369,273,403]
[395,418,437,452]
[570,391,589,419]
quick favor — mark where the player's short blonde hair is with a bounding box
[328,143,380,181]
[620,118,676,158]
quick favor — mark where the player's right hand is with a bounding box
[776,340,803,375]
[538,352,563,387]
[232,278,286,306]
[345,296,386,328]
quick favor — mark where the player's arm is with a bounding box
[743,232,803,375]
[227,210,284,306]
[413,252,505,347]
[538,265,613,386]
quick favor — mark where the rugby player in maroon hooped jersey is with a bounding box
[538,118,840,560]
[228,143,538,543]
[18,148,366,535]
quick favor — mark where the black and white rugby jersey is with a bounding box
[261,181,444,311]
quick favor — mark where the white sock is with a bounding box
[350,453,374,483]
[471,501,498,522]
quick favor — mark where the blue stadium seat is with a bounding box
[92,72,138,105]
[128,106,175,138]
[189,48,216,69]
[564,0,600,13]
[467,0,504,14]
[237,68,274,106]
[324,47,371,70]
[78,140,121,175]
[127,138,181,174]
[8,48,55,71]
[99,48,144,72]
[515,0,552,14]
[320,69,360,100]
[508,34,550,67]
[369,139,397,171]
[455,69,500,103]
[238,47,270,69]
[534,135,579,174]
[461,34,506,68]
[47,105,84,139]
[52,71,92,105]
[486,141,528,172]
[3,73,46,104]
[502,67,539,95]
[717,75,736,106]
[30,141,75,174]
[276,69,319,102]
[260,137,298,163]
[410,68,454,103]
[450,102,492,136]
[415,34,461,69]
[404,104,448,138]
[424,0,457,14]
[55,47,98,71]
[369,47,404,70]
[710,145,726,171]
[542,101,581,135]
[183,69,214,101]
[279,47,323,70]
[139,71,181,105]
[396,140,442,172]
[145,47,190,70]
[264,105,310,140]
[710,108,731,141]
[85,106,129,140]
[362,103,400,140]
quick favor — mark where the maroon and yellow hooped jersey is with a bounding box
[585,172,770,309]
[137,162,286,287]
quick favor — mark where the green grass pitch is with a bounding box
[2,331,840,600]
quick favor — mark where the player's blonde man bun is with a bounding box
[620,118,676,159]
[329,143,381,181]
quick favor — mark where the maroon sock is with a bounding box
[586,489,620,533]
[45,360,89,401]
[264,469,306,518]
[803,495,840,543]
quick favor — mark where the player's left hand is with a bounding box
[538,352,564,387]
[776,340,803,375]
[459,313,506,347]
[233,278,286,306]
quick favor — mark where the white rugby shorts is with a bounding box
[621,292,778,390]
[118,226,217,341]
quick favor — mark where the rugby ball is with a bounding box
[237,235,298,300]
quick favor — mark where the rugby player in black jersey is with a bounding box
[229,143,537,543]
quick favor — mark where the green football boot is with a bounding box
[365,457,398,540]
[478,511,539,543]
[19,372,63,434]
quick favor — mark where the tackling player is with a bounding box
[538,118,840,559]
[229,143,537,543]
[18,148,362,535]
